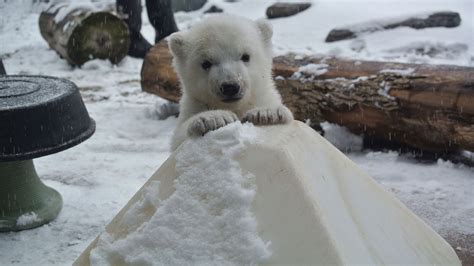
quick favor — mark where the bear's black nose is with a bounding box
[220,83,240,97]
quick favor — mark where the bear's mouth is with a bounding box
[221,96,243,103]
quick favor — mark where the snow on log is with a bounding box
[73,121,461,265]
[141,41,474,153]
[39,3,130,66]
[325,11,461,42]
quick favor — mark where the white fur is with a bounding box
[169,14,293,151]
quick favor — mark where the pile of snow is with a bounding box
[298,63,329,75]
[377,80,395,99]
[50,3,97,22]
[386,42,469,62]
[291,63,329,80]
[89,123,271,265]
[379,67,415,75]
[321,122,363,152]
[79,121,461,265]
[16,212,42,227]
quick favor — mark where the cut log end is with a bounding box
[39,4,130,66]
[141,42,181,102]
[67,12,130,66]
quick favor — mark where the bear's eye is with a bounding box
[241,53,250,63]
[201,60,212,70]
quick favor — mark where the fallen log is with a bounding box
[39,3,130,66]
[326,11,461,42]
[141,41,474,153]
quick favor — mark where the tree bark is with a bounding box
[39,3,130,66]
[141,41,474,153]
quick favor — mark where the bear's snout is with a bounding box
[220,82,242,102]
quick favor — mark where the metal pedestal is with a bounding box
[0,160,62,231]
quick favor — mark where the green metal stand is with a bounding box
[0,160,62,232]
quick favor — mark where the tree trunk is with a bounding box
[141,41,474,153]
[39,3,130,66]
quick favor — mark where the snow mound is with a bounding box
[77,121,460,265]
[378,80,395,99]
[51,3,98,23]
[380,67,415,75]
[298,63,329,76]
[89,122,271,265]
[16,212,41,227]
[291,63,329,80]
[386,42,469,60]
[321,122,363,152]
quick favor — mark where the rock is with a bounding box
[325,29,356,43]
[266,2,311,19]
[204,5,223,14]
[39,4,130,66]
[393,11,461,29]
[74,121,461,265]
[172,0,207,12]
[151,101,180,120]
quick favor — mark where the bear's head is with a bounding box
[168,15,273,109]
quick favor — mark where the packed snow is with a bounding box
[16,212,42,227]
[292,63,328,79]
[377,80,395,99]
[0,0,473,265]
[379,67,415,75]
[320,122,363,153]
[90,123,271,265]
[52,3,98,22]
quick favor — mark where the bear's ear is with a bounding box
[168,32,187,58]
[256,19,273,43]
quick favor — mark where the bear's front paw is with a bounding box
[242,105,293,125]
[187,110,238,136]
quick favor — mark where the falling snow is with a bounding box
[0,0,472,264]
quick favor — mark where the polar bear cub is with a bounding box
[169,14,293,151]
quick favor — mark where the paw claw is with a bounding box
[187,111,238,136]
[242,106,293,125]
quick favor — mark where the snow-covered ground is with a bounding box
[0,0,473,265]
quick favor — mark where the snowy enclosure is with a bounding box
[0,0,473,265]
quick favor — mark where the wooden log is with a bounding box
[326,11,461,42]
[141,41,474,153]
[39,3,130,66]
